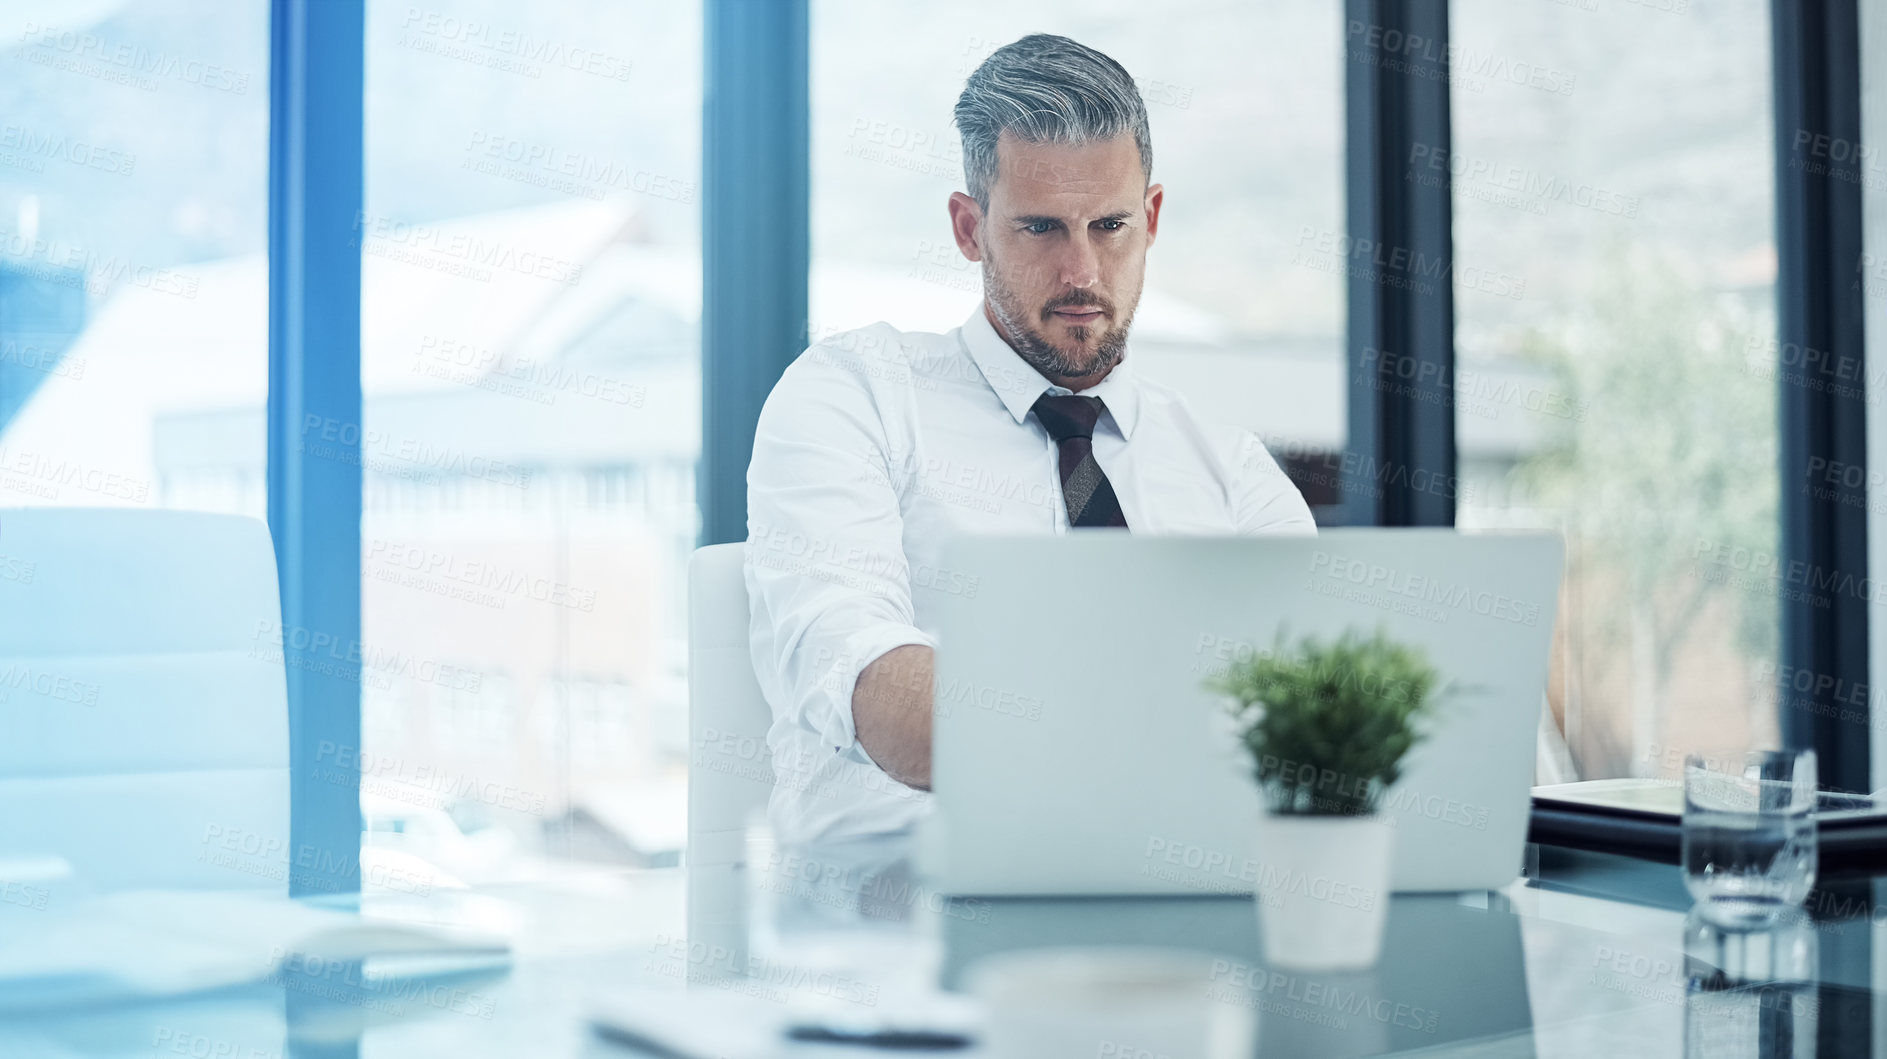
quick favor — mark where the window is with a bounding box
[811,3,1347,510]
[359,0,701,881]
[1451,0,1778,781]
[0,4,268,517]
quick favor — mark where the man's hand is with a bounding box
[853,644,935,790]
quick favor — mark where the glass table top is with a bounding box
[0,843,1881,1057]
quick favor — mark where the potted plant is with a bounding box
[1204,628,1442,971]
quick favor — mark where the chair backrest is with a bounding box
[685,542,775,870]
[0,508,290,895]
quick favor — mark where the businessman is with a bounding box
[745,34,1315,845]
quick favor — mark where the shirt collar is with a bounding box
[961,303,1141,440]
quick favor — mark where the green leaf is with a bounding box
[1204,626,1444,816]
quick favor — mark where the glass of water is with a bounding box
[744,820,944,1012]
[1682,751,1817,927]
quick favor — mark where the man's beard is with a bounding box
[983,258,1135,385]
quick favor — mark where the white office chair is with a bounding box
[686,541,776,857]
[0,508,290,894]
[685,541,774,950]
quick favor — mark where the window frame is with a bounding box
[267,0,365,896]
[1772,0,1871,795]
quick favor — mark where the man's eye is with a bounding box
[1098,219,1124,231]
[1026,221,1055,234]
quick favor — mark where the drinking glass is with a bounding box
[1681,751,1817,926]
[743,820,944,1019]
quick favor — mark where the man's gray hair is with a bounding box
[953,34,1152,209]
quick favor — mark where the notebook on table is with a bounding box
[0,888,510,1012]
[1531,778,1887,874]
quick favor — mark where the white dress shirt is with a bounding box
[744,304,1316,846]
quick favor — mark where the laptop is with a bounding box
[922,530,1564,895]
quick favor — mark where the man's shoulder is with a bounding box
[794,320,959,380]
[1130,372,1299,481]
[766,319,989,412]
[1132,373,1257,449]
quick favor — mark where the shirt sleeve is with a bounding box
[1231,431,1319,535]
[744,347,935,759]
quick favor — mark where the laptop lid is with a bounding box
[926,530,1564,896]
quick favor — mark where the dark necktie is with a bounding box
[1031,393,1130,529]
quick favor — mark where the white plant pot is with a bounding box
[1252,812,1393,972]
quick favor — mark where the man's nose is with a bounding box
[1058,232,1101,290]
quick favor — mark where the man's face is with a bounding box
[948,131,1163,389]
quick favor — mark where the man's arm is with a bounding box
[853,644,935,790]
[745,330,936,811]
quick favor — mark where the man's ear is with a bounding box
[1144,183,1164,246]
[947,191,984,263]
